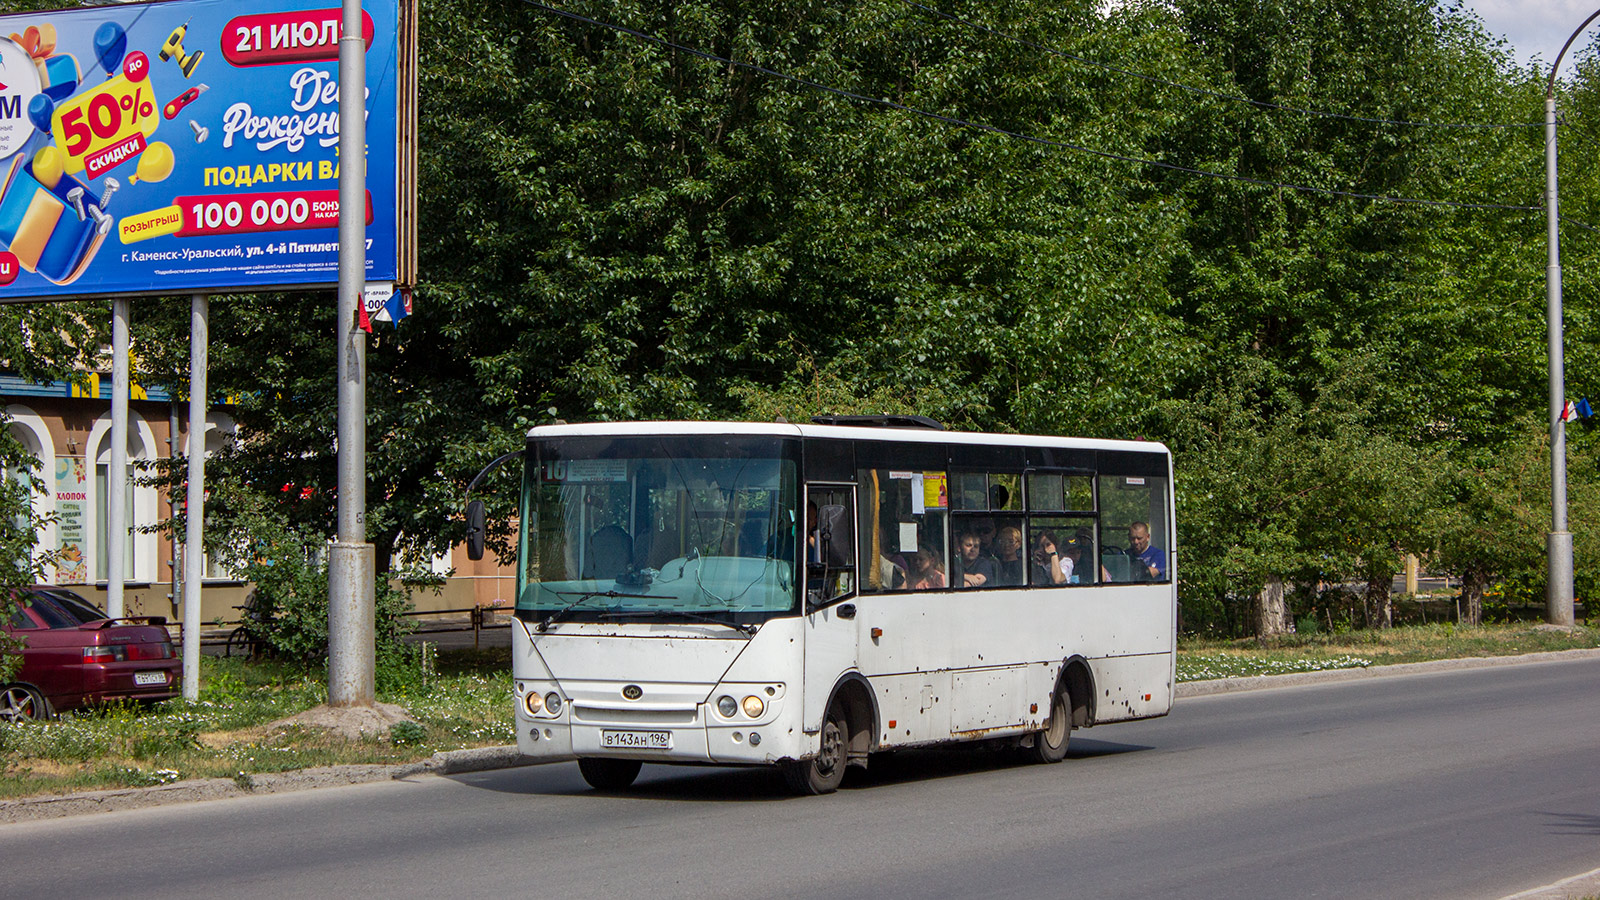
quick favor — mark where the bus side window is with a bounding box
[858,468,948,592]
[1097,473,1171,582]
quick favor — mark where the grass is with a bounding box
[1178,622,1600,681]
[0,645,514,800]
[2,623,1598,800]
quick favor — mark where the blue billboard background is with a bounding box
[0,0,400,300]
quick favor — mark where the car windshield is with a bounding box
[519,435,801,625]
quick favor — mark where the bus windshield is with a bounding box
[519,435,801,624]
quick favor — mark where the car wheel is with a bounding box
[0,685,46,722]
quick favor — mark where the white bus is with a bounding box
[466,416,1176,794]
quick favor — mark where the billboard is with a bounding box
[0,0,415,300]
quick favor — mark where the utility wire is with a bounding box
[520,0,1541,213]
[906,2,1543,131]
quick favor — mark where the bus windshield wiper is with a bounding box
[606,609,758,636]
[538,589,662,632]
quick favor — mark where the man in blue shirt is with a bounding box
[1129,522,1166,580]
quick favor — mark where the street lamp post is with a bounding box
[328,0,374,706]
[1542,11,1600,627]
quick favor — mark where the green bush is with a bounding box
[205,490,420,670]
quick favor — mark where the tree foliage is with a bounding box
[115,0,1600,634]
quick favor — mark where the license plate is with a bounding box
[601,730,671,749]
[133,671,166,686]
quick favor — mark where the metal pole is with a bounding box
[1546,96,1575,625]
[1541,13,1599,626]
[107,298,129,619]
[183,294,207,700]
[328,0,374,706]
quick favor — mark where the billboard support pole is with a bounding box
[182,294,206,701]
[107,298,129,619]
[328,0,374,707]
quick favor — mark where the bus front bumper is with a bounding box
[515,681,799,765]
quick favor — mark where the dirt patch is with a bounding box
[268,703,413,740]
[198,727,270,749]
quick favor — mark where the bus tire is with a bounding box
[783,701,848,795]
[1027,684,1071,764]
[578,758,642,791]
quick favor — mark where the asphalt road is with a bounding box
[5,656,1599,900]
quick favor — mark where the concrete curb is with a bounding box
[5,646,1599,826]
[390,745,536,779]
[1175,646,1600,699]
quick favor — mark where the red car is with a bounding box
[1,587,181,721]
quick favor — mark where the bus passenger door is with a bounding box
[802,484,859,735]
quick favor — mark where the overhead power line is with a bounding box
[906,2,1543,131]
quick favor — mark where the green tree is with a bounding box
[121,0,1600,636]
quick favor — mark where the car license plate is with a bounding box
[133,671,166,686]
[601,730,671,749]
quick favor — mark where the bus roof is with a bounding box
[525,421,1170,456]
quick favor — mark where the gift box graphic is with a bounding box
[0,153,107,285]
[10,25,79,102]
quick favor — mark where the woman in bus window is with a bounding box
[906,545,946,590]
[1032,530,1068,585]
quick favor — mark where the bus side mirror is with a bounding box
[818,504,853,567]
[466,500,486,561]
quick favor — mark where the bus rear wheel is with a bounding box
[783,702,848,795]
[1027,685,1071,764]
[578,758,642,791]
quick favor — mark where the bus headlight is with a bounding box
[524,692,543,716]
[544,693,563,715]
[717,695,738,718]
[742,695,765,718]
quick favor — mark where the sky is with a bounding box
[1466,0,1597,77]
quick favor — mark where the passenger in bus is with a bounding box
[1062,529,1108,584]
[1032,530,1068,585]
[992,525,1025,586]
[970,517,998,556]
[805,501,818,562]
[952,530,997,588]
[874,554,907,590]
[906,545,946,590]
[1129,521,1166,580]
[738,519,769,558]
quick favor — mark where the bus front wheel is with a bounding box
[1027,685,1071,764]
[783,702,848,795]
[578,758,642,791]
